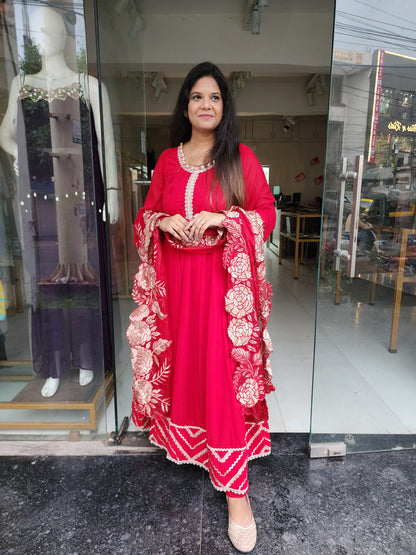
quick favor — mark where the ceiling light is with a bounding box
[283,116,296,132]
[243,0,269,35]
[251,6,261,35]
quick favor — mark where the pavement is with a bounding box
[1,433,415,554]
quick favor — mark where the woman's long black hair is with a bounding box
[171,62,244,208]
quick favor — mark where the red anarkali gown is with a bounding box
[127,144,276,497]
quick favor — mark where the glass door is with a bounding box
[91,0,146,438]
[310,0,416,455]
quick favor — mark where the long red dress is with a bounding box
[127,144,276,497]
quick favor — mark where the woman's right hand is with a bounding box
[158,214,190,241]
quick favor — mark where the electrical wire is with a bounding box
[351,0,416,30]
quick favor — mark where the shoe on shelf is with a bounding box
[228,514,257,553]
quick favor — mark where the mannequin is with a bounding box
[0,6,119,397]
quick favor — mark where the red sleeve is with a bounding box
[240,144,276,240]
[142,149,170,212]
[133,150,171,251]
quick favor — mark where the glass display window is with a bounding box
[380,87,394,116]
[399,90,415,120]
[0,1,112,436]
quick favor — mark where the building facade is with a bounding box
[0,0,415,457]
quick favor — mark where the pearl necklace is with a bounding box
[179,142,215,172]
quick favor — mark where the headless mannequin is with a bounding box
[0,7,119,397]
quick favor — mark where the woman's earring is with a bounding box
[184,110,188,118]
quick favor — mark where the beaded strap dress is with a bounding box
[17,78,109,379]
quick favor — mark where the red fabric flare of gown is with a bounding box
[128,144,276,497]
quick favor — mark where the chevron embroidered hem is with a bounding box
[149,416,271,496]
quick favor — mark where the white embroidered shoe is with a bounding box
[228,514,257,553]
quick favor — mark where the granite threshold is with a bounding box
[0,431,310,457]
[0,431,162,456]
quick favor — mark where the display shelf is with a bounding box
[278,211,322,279]
[335,225,416,353]
[370,227,416,352]
[0,369,113,430]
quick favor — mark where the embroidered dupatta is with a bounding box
[126,207,274,428]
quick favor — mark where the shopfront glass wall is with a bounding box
[90,0,146,436]
[95,0,334,437]
[0,0,336,439]
[311,0,416,453]
[0,0,110,436]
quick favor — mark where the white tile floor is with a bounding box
[2,244,416,439]
[110,247,317,435]
[110,245,416,436]
[265,252,315,433]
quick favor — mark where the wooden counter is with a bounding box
[279,212,322,279]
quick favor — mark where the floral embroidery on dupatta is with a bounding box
[127,207,274,427]
[222,208,274,421]
[126,211,173,429]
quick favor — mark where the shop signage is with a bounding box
[387,120,416,133]
[368,50,385,162]
[333,49,364,65]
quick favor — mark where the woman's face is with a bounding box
[187,76,223,135]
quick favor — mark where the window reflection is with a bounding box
[0,1,109,433]
[313,0,416,452]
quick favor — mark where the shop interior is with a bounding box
[0,0,332,436]
[96,0,334,438]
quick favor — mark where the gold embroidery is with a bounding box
[129,206,274,424]
[184,171,198,220]
[166,230,225,249]
[149,417,271,495]
[128,211,173,423]
[225,284,254,318]
[227,252,251,281]
[19,82,84,103]
[177,146,215,219]
[227,318,254,346]
[222,207,274,412]
[236,378,260,407]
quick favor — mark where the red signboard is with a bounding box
[369,50,385,162]
[295,172,306,182]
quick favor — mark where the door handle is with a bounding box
[347,155,364,278]
[333,155,364,278]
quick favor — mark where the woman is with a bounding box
[127,62,276,552]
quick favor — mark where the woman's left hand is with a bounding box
[185,211,226,240]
